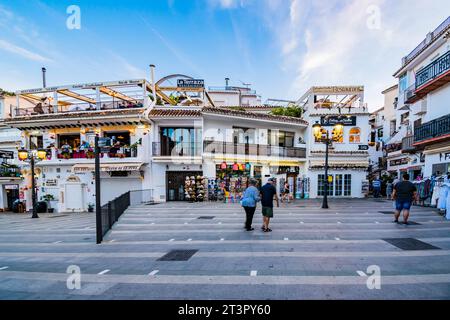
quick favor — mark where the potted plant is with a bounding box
[88,203,94,213]
[42,194,55,213]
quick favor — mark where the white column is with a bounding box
[53,91,58,113]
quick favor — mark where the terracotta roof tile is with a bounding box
[149,108,202,118]
[202,107,309,126]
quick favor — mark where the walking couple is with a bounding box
[241,178,279,232]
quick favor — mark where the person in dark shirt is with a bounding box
[392,173,418,225]
[260,178,279,232]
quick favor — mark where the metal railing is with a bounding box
[416,50,450,88]
[403,16,450,66]
[100,189,154,239]
[384,143,403,153]
[203,141,307,158]
[152,142,202,157]
[414,113,450,143]
[9,99,145,118]
[401,135,415,152]
[55,147,137,159]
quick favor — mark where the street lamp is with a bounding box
[18,148,47,218]
[312,119,345,209]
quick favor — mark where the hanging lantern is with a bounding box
[220,161,227,170]
[245,163,251,171]
[232,163,239,171]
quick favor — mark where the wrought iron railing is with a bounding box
[152,142,202,157]
[416,51,450,88]
[100,189,154,239]
[414,114,450,143]
[203,141,306,158]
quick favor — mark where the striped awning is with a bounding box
[72,163,144,173]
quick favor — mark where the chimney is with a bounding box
[225,77,230,88]
[150,64,156,102]
[42,67,47,88]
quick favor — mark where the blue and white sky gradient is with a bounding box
[0,0,449,110]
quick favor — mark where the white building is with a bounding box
[390,16,450,179]
[297,86,370,198]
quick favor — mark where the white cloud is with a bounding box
[0,39,51,62]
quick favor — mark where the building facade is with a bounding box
[297,86,370,198]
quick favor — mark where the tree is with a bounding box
[0,88,14,97]
[270,104,304,118]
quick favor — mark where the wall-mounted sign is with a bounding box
[45,179,58,187]
[177,79,204,88]
[0,150,14,159]
[390,158,409,166]
[313,86,364,94]
[320,116,357,126]
[358,145,369,151]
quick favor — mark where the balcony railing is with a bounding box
[203,141,307,158]
[152,142,202,157]
[52,147,138,160]
[385,143,403,153]
[414,113,450,143]
[9,100,144,118]
[416,50,450,88]
[402,135,416,153]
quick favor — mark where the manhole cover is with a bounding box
[198,216,215,220]
[157,250,198,261]
[383,238,440,251]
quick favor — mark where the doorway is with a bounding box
[166,171,203,201]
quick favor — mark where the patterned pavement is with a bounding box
[0,199,449,300]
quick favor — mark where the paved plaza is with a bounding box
[0,199,449,300]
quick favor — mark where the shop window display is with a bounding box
[184,175,207,202]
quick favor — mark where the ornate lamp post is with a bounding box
[18,148,47,218]
[312,119,345,209]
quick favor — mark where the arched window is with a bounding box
[349,127,361,143]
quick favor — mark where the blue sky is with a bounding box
[0,0,449,110]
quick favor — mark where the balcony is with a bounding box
[401,135,416,153]
[203,141,306,158]
[406,51,450,103]
[385,143,403,154]
[9,100,144,118]
[152,142,202,157]
[414,113,450,146]
[47,147,138,160]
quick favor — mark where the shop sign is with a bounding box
[177,79,204,88]
[320,116,356,126]
[358,145,369,151]
[0,150,14,159]
[45,179,58,187]
[390,158,409,166]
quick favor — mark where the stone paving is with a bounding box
[0,199,449,300]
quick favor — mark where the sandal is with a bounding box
[264,228,272,232]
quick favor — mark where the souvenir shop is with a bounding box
[208,162,252,203]
[413,173,450,219]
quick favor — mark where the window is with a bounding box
[29,135,43,149]
[57,134,80,149]
[160,127,201,156]
[317,174,333,196]
[332,126,344,143]
[344,174,352,196]
[400,112,409,124]
[335,174,343,196]
[413,119,422,130]
[377,128,383,139]
[314,128,327,143]
[104,131,131,146]
[390,120,397,136]
[268,130,294,147]
[349,127,361,143]
[399,74,408,93]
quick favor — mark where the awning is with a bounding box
[72,163,144,173]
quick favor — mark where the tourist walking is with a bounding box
[392,173,418,225]
[281,182,291,203]
[260,178,279,232]
[241,179,260,231]
[386,180,393,200]
[372,178,381,198]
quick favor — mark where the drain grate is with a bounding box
[383,238,441,251]
[198,216,215,220]
[157,249,198,261]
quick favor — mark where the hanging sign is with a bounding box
[0,150,14,159]
[177,79,204,88]
[358,145,369,151]
[320,116,356,126]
